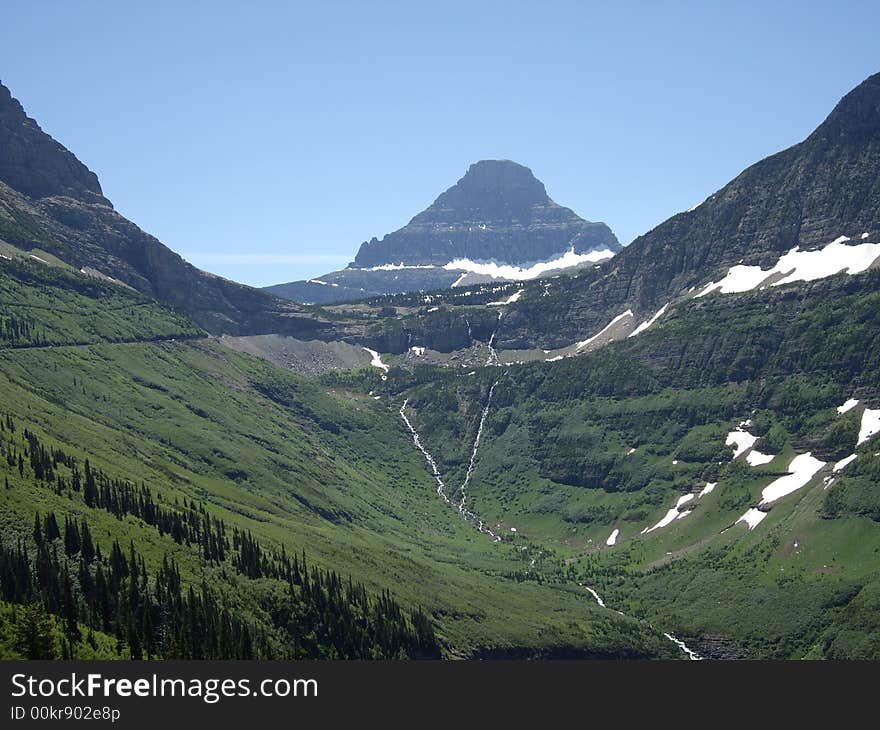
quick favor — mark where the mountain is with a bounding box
[4,69,880,661]
[0,81,332,337]
[265,160,619,304]
[352,73,880,358]
[486,71,880,350]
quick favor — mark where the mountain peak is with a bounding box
[0,81,110,205]
[352,160,618,268]
[452,159,548,199]
[811,71,880,142]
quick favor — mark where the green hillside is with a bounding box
[0,259,674,659]
[390,273,880,658]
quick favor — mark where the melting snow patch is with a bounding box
[837,398,860,414]
[699,482,717,497]
[627,447,637,455]
[450,273,468,288]
[833,454,857,472]
[443,247,615,281]
[362,347,389,373]
[427,306,439,312]
[410,346,426,356]
[642,494,694,533]
[487,289,524,306]
[746,450,775,466]
[737,508,768,530]
[575,310,634,351]
[697,236,880,297]
[606,528,619,546]
[726,429,757,458]
[759,453,826,506]
[544,355,564,362]
[628,303,669,337]
[858,408,880,445]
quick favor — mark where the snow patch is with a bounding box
[746,450,775,466]
[487,289,524,306]
[606,528,619,546]
[410,346,426,356]
[628,303,669,338]
[442,247,615,281]
[699,482,717,497]
[575,310,633,351]
[737,508,768,530]
[833,454,857,472]
[726,429,757,458]
[642,493,694,534]
[858,408,880,445]
[697,236,880,298]
[362,347,389,373]
[837,398,859,414]
[759,453,826,506]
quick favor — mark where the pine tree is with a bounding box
[14,603,56,659]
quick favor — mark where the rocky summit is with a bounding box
[352,159,618,268]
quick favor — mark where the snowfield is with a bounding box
[362,347,389,373]
[606,528,619,546]
[736,508,768,530]
[833,454,858,472]
[699,482,717,497]
[858,408,880,445]
[758,453,826,506]
[746,450,775,466]
[442,246,615,281]
[837,398,860,414]
[697,236,880,298]
[575,310,633,351]
[726,428,758,458]
[642,493,694,533]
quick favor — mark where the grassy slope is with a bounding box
[0,260,673,658]
[396,275,880,657]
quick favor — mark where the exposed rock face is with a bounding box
[0,81,333,338]
[0,83,109,205]
[352,159,619,268]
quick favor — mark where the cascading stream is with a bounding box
[582,585,702,660]
[400,391,501,541]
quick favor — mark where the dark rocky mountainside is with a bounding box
[352,159,619,267]
[0,81,330,337]
[477,71,880,349]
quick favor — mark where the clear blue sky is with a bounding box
[1,1,878,286]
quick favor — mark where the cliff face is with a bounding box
[0,81,331,337]
[352,159,619,268]
[0,83,109,205]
